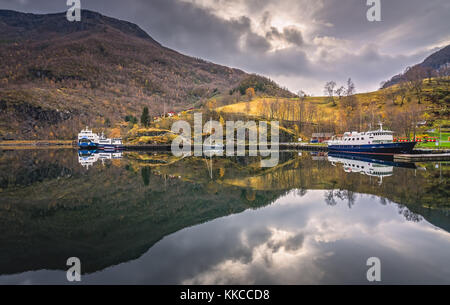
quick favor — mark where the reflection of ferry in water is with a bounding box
[78,127,123,149]
[328,153,416,184]
[78,149,123,169]
[328,123,416,155]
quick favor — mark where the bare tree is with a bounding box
[335,86,345,103]
[324,81,337,106]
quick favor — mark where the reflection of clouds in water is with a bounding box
[1,189,449,284]
[140,190,449,284]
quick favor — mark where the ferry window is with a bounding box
[361,137,364,140]
[357,138,359,140]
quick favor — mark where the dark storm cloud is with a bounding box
[266,26,304,46]
[0,0,448,94]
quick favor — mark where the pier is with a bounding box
[123,143,329,151]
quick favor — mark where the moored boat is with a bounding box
[327,123,416,155]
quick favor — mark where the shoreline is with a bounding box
[1,141,449,154]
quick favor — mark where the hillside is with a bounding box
[217,77,449,140]
[0,10,292,140]
[382,45,450,88]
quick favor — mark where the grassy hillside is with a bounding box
[216,77,450,140]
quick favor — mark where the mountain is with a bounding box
[0,10,292,139]
[382,44,450,88]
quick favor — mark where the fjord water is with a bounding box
[0,149,448,284]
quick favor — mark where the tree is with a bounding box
[141,106,150,127]
[324,81,337,106]
[404,66,426,104]
[245,100,251,114]
[398,81,408,106]
[339,78,358,131]
[110,127,121,138]
[346,78,356,96]
[335,86,345,102]
[245,87,256,101]
[383,87,398,105]
[341,78,357,110]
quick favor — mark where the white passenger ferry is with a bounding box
[328,123,416,155]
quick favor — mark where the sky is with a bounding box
[1,0,449,95]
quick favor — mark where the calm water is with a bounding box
[0,149,448,284]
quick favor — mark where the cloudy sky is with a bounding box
[1,0,449,94]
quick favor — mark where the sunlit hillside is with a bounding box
[215,77,449,139]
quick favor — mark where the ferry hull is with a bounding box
[328,142,416,155]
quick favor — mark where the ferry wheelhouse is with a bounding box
[327,123,416,155]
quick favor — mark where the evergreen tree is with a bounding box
[141,107,150,127]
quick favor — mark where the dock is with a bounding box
[394,153,450,162]
[123,143,329,151]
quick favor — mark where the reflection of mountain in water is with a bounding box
[0,149,448,276]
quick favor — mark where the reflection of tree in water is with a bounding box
[324,189,422,223]
[296,189,308,197]
[141,167,151,186]
[324,190,355,208]
[324,190,337,206]
[398,206,423,222]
